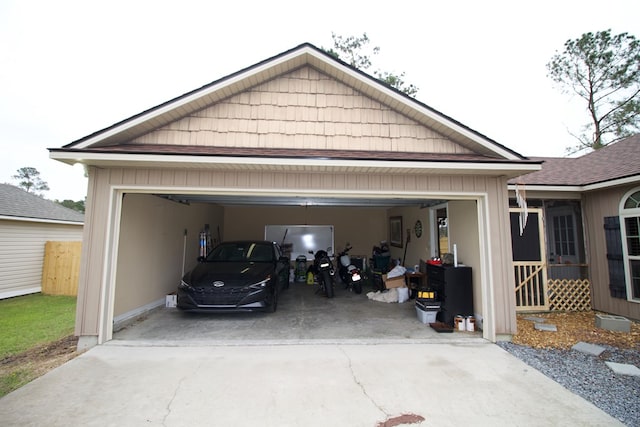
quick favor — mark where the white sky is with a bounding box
[1,0,639,201]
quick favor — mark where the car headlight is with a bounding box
[179,280,194,291]
[249,278,270,289]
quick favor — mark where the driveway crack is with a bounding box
[338,346,388,418]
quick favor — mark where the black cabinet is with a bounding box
[426,264,473,326]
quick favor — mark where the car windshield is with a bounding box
[207,242,273,262]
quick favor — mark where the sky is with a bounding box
[1,0,639,201]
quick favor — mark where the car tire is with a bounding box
[268,293,278,313]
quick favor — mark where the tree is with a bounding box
[12,167,49,195]
[547,29,640,153]
[55,199,85,213]
[324,32,419,97]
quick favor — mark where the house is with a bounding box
[49,43,541,349]
[507,134,640,321]
[0,184,84,299]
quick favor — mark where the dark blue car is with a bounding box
[177,241,290,312]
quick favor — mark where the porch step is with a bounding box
[595,314,631,333]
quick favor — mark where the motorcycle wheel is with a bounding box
[322,270,334,298]
[353,280,362,294]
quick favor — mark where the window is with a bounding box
[553,215,576,257]
[620,189,640,301]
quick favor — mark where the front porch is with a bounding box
[510,200,592,313]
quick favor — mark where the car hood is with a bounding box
[183,262,274,287]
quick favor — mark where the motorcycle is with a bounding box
[308,248,335,298]
[337,245,362,294]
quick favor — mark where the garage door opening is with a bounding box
[106,190,488,344]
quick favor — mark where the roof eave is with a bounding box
[0,215,84,226]
[50,150,539,179]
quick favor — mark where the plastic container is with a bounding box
[416,306,438,324]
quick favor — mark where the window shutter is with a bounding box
[604,216,626,298]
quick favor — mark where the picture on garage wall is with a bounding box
[390,216,403,248]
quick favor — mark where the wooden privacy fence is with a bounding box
[42,241,82,296]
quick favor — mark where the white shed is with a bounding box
[0,184,84,299]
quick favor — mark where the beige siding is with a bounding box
[495,177,518,335]
[75,167,111,337]
[583,185,640,320]
[133,67,471,155]
[0,219,83,299]
[76,166,517,340]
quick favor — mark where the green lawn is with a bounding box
[0,293,76,360]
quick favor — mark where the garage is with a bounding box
[50,43,539,349]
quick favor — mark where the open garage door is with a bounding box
[105,189,490,344]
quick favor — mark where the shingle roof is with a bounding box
[0,184,84,223]
[509,134,640,186]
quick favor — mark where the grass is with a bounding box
[0,293,76,360]
[0,293,76,397]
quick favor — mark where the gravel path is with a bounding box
[497,342,640,427]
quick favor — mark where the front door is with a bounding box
[509,208,549,311]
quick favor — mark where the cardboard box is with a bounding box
[382,274,406,289]
[165,293,177,308]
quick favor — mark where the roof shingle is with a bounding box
[0,184,84,223]
[509,134,640,186]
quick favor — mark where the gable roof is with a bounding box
[51,43,528,162]
[509,134,640,189]
[0,184,84,224]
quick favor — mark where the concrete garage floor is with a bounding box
[113,280,483,345]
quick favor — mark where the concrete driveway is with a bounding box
[0,342,622,426]
[0,283,624,426]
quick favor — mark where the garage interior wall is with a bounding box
[448,200,483,325]
[386,206,432,268]
[224,204,433,270]
[224,205,388,260]
[114,194,223,320]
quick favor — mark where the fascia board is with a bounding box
[0,215,84,226]
[507,184,584,192]
[508,174,640,193]
[583,175,640,191]
[50,150,540,174]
